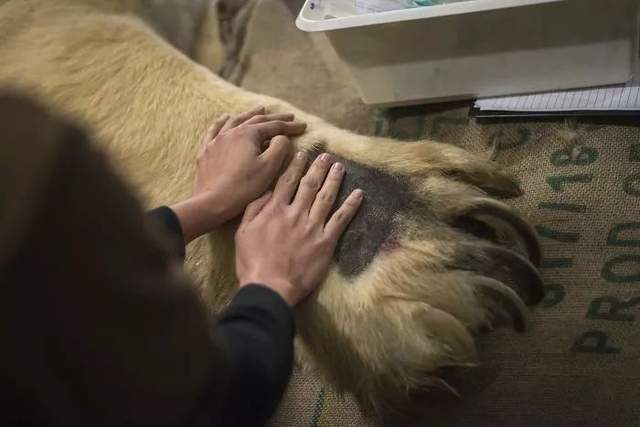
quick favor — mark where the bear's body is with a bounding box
[0,0,542,411]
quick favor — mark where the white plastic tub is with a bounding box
[296,0,640,106]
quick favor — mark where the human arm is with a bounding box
[212,284,295,425]
[143,206,293,425]
[152,110,362,423]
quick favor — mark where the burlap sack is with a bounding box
[228,1,640,425]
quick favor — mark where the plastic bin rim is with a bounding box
[296,0,567,32]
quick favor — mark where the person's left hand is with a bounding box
[171,106,307,243]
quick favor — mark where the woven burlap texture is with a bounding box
[230,1,640,425]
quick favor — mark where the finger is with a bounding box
[292,153,333,211]
[273,151,307,204]
[221,105,265,132]
[243,113,295,127]
[260,135,290,172]
[324,189,363,241]
[250,120,307,141]
[241,191,273,224]
[309,162,345,224]
[204,114,230,144]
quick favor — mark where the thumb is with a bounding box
[241,191,272,224]
[260,135,290,173]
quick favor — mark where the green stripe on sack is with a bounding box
[310,387,326,427]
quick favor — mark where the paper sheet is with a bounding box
[475,78,640,112]
[310,0,465,17]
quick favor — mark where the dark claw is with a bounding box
[454,198,542,267]
[473,277,528,333]
[454,243,544,306]
[447,170,523,199]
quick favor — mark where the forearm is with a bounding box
[169,191,234,244]
[148,207,296,424]
[147,206,187,257]
[216,285,295,425]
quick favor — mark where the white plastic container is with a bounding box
[296,0,640,106]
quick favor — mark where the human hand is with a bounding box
[234,152,364,307]
[171,107,306,243]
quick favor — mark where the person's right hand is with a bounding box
[234,152,363,307]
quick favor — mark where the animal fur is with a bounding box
[0,0,543,413]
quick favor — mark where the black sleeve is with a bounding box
[147,206,186,258]
[216,284,295,426]
[147,207,295,425]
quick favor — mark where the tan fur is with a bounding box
[0,0,540,412]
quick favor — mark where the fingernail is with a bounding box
[296,151,307,160]
[332,162,344,173]
[320,153,330,162]
[354,189,363,199]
